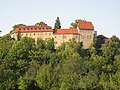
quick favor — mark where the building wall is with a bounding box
[54,34,80,47]
[18,32,53,42]
[11,29,94,49]
[79,30,94,48]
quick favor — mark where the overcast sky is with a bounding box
[0,0,120,38]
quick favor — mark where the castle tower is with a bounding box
[77,21,94,48]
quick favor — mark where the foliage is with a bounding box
[12,24,26,29]
[0,30,1,35]
[10,24,26,34]
[35,22,47,26]
[0,34,120,90]
[54,17,61,30]
[70,19,84,28]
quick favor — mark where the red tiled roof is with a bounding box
[54,28,79,34]
[12,25,53,33]
[18,25,52,28]
[77,21,94,30]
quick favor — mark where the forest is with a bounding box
[0,34,120,90]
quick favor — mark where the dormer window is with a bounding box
[31,28,33,30]
[19,28,21,30]
[27,28,29,30]
[23,28,25,30]
[43,28,44,30]
[35,28,37,30]
[39,28,41,30]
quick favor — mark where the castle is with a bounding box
[11,21,95,49]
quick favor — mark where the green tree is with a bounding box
[35,21,47,26]
[1,37,35,89]
[10,24,26,34]
[36,38,55,51]
[18,76,41,90]
[70,19,84,28]
[0,30,1,35]
[0,34,15,89]
[26,60,40,79]
[5,37,35,61]
[0,63,15,90]
[54,17,61,30]
[18,60,41,90]
[98,36,120,89]
[12,24,26,29]
[36,64,53,90]
[0,34,14,60]
[0,32,120,90]
[16,30,21,41]
[95,37,105,50]
[57,47,86,90]
[101,35,120,64]
[44,38,55,51]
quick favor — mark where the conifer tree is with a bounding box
[54,17,61,30]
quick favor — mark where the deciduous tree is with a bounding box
[70,19,84,28]
[35,22,47,26]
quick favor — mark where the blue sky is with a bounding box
[0,0,120,38]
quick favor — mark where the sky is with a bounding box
[0,0,120,38]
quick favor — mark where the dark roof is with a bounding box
[97,35,108,39]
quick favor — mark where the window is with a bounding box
[41,32,43,35]
[75,36,78,39]
[19,28,21,30]
[27,28,29,30]
[34,33,35,35]
[80,30,84,33]
[23,28,25,30]
[45,33,47,35]
[87,36,91,39]
[76,35,80,39]
[54,42,57,44]
[82,36,85,39]
[63,35,67,39]
[35,28,37,30]
[39,28,41,30]
[30,33,32,36]
[31,28,33,30]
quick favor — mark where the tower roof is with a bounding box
[77,21,94,30]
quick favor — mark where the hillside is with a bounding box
[0,34,120,90]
